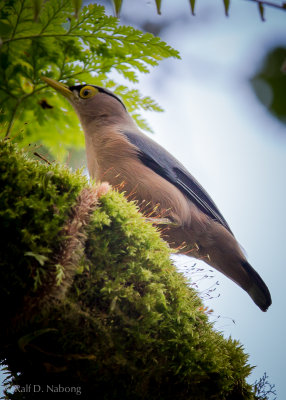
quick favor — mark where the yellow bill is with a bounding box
[41,76,73,99]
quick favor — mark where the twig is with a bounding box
[245,0,286,11]
[34,152,52,165]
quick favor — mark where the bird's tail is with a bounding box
[240,260,272,312]
[164,223,272,311]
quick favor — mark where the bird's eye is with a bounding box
[79,86,98,99]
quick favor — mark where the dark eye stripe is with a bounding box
[69,84,126,109]
[97,88,126,109]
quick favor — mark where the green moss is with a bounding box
[0,140,258,399]
[0,140,86,315]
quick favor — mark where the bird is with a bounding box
[42,76,272,312]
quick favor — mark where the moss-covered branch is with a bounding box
[0,140,259,399]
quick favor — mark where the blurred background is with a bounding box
[92,0,286,397]
[1,0,285,397]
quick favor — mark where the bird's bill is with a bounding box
[41,77,73,99]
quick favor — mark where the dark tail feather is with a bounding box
[241,261,272,312]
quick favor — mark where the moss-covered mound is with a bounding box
[0,140,256,399]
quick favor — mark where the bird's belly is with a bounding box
[95,156,242,272]
[97,158,199,228]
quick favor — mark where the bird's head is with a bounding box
[41,77,129,128]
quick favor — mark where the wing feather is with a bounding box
[122,130,232,234]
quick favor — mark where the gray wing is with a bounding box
[122,130,233,235]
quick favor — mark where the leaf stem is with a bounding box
[2,32,166,46]
[39,0,70,35]
[10,0,25,40]
[5,99,21,138]
[4,85,49,138]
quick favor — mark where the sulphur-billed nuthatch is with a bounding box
[42,77,272,312]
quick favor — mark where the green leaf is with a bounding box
[250,47,286,125]
[32,0,44,21]
[112,0,123,17]
[223,0,230,16]
[258,2,265,21]
[72,0,82,18]
[55,263,65,285]
[0,0,179,159]
[0,20,13,38]
[25,251,49,266]
[189,0,196,16]
[155,0,162,15]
